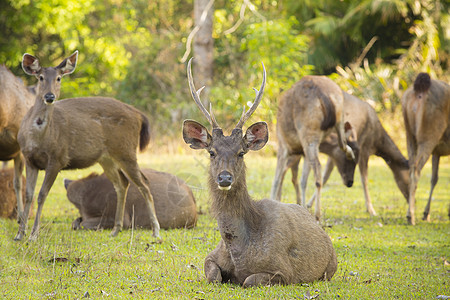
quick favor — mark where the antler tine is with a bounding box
[187,58,219,128]
[235,62,266,129]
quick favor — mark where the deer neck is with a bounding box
[29,97,55,133]
[209,170,262,235]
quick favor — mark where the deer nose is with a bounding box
[217,171,233,190]
[44,93,55,104]
[346,180,353,188]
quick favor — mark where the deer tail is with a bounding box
[319,93,337,131]
[139,113,151,152]
[413,73,431,94]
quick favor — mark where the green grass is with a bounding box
[0,153,449,299]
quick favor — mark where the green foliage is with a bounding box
[0,0,448,134]
[0,154,449,298]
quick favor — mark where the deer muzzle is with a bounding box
[217,171,233,190]
[346,180,353,188]
[44,92,56,104]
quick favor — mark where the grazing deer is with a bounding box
[284,92,410,216]
[182,58,337,287]
[64,168,197,230]
[270,76,356,220]
[402,73,450,225]
[0,65,35,221]
[0,168,26,219]
[14,51,160,241]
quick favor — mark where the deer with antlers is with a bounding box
[182,58,337,286]
[402,72,450,225]
[14,51,160,241]
[0,65,35,221]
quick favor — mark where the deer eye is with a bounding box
[238,152,245,158]
[39,75,44,81]
[209,151,216,158]
[56,76,61,82]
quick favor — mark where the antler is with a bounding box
[187,58,219,129]
[235,62,266,129]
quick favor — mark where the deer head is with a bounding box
[183,58,268,191]
[22,51,78,104]
[335,122,359,187]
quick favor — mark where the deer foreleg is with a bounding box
[29,165,60,241]
[423,154,439,221]
[289,155,301,205]
[407,144,433,225]
[243,273,284,287]
[300,159,311,207]
[13,154,25,223]
[308,158,334,208]
[358,156,376,216]
[305,142,322,220]
[270,145,290,201]
[204,257,223,283]
[14,164,38,241]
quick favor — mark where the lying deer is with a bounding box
[182,58,337,287]
[64,168,197,230]
[0,65,35,221]
[402,72,450,225]
[281,91,410,216]
[271,76,356,220]
[0,168,26,219]
[15,51,160,241]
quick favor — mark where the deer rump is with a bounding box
[65,169,197,230]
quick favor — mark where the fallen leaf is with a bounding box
[436,296,450,300]
[83,291,90,298]
[101,290,109,296]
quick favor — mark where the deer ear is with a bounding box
[244,122,268,151]
[183,120,212,149]
[344,121,357,141]
[22,54,41,75]
[57,50,78,75]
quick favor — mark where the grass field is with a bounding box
[0,152,449,299]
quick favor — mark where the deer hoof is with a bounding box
[422,213,430,222]
[14,232,24,241]
[111,226,121,237]
[406,215,415,225]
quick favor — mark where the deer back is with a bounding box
[276,75,344,154]
[402,75,450,148]
[65,168,197,229]
[0,65,35,159]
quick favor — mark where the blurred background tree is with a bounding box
[0,0,448,144]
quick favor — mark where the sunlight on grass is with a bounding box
[0,153,448,299]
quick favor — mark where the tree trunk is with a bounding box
[194,0,214,104]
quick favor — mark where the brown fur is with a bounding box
[402,73,450,225]
[65,168,197,230]
[183,61,337,287]
[0,169,26,219]
[294,92,410,216]
[14,51,160,241]
[0,65,35,221]
[271,76,356,220]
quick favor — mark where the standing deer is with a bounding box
[182,58,337,287]
[296,92,410,216]
[15,51,160,241]
[64,168,197,230]
[402,73,450,225]
[0,65,35,221]
[270,76,356,220]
